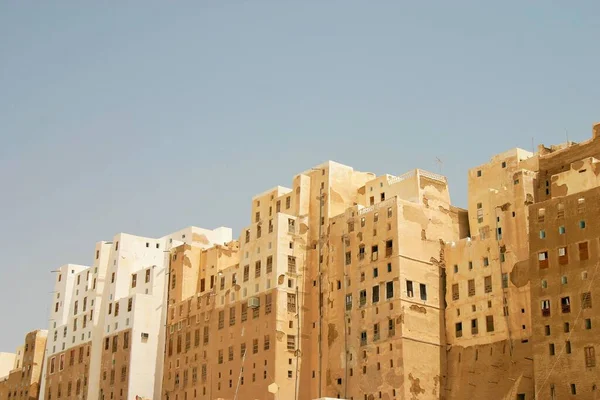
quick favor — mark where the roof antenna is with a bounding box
[435,157,443,174]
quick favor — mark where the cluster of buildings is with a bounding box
[2,122,600,400]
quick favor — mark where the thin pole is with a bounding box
[317,187,324,399]
[342,232,349,398]
[294,284,300,400]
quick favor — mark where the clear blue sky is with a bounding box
[1,2,599,351]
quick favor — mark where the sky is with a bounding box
[1,1,599,351]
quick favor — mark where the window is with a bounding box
[255,261,261,278]
[359,290,367,307]
[406,281,413,297]
[471,319,478,335]
[243,265,249,282]
[468,279,475,296]
[582,292,592,309]
[287,335,295,350]
[579,242,589,260]
[360,331,367,346]
[218,311,224,329]
[373,322,380,341]
[502,273,508,289]
[455,322,462,338]
[265,293,272,314]
[585,318,592,329]
[288,256,296,273]
[538,251,548,268]
[477,170,482,177]
[345,294,352,310]
[285,196,291,209]
[571,384,577,395]
[541,279,547,289]
[386,281,394,299]
[287,293,297,312]
[371,245,378,261]
[452,284,459,300]
[388,318,395,337]
[585,346,596,367]
[358,245,365,260]
[371,285,380,303]
[229,307,236,326]
[549,343,555,356]
[131,274,137,288]
[486,315,494,332]
[145,269,150,283]
[483,257,489,267]
[561,296,571,313]
[385,240,393,257]
[565,340,572,354]
[564,322,570,333]
[484,276,492,293]
[558,247,568,264]
[544,325,550,336]
[539,230,546,239]
[264,335,270,351]
[561,275,568,285]
[253,339,259,354]
[541,300,551,316]
[419,283,427,301]
[580,220,586,229]
[171,274,176,289]
[559,226,565,235]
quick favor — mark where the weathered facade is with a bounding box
[444,148,538,400]
[323,170,467,400]
[0,330,47,400]
[529,124,600,400]
[15,121,600,400]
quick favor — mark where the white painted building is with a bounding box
[40,226,232,400]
